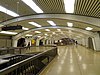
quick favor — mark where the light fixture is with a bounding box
[22,0,43,13]
[22,27,29,30]
[0,5,19,17]
[47,20,56,26]
[37,36,41,38]
[35,31,41,33]
[52,32,55,34]
[29,22,41,27]
[64,0,75,13]
[45,34,48,36]
[59,40,62,42]
[45,29,50,31]
[57,29,61,31]
[50,35,52,37]
[25,34,32,36]
[85,27,93,30]
[0,31,17,35]
[67,22,73,27]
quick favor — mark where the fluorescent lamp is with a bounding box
[37,36,41,38]
[45,29,50,31]
[29,22,41,27]
[59,40,62,42]
[45,34,48,36]
[67,22,73,27]
[22,27,29,30]
[52,32,55,34]
[0,5,19,17]
[57,29,61,31]
[22,0,43,13]
[64,0,75,13]
[0,31,17,35]
[35,31,41,33]
[85,27,93,30]
[47,20,56,26]
[25,34,32,36]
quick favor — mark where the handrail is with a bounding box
[0,46,56,55]
[0,47,57,75]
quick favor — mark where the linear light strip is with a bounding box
[0,31,17,35]
[67,22,73,27]
[22,27,29,30]
[57,29,61,31]
[45,29,50,31]
[22,0,43,13]
[0,5,19,17]
[64,0,75,13]
[35,31,41,33]
[25,34,32,36]
[47,20,56,26]
[29,22,41,27]
[85,27,93,30]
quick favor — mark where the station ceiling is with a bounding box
[0,0,99,39]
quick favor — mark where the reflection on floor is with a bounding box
[20,46,55,54]
[40,45,100,75]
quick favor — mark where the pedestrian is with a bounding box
[75,41,78,47]
[27,42,30,50]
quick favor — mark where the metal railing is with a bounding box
[0,47,57,75]
[0,46,56,55]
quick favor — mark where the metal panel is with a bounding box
[74,0,100,18]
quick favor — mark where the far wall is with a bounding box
[0,35,12,47]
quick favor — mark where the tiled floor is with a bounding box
[40,45,100,75]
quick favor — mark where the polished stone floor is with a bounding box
[40,45,100,75]
[19,46,55,54]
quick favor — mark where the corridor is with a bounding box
[40,45,100,75]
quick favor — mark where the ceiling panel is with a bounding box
[74,0,100,18]
[34,0,65,13]
[0,0,99,37]
[0,0,35,16]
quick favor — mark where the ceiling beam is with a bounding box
[12,26,96,40]
[0,14,99,27]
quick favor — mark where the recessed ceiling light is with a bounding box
[67,22,73,27]
[0,31,17,35]
[52,32,56,34]
[29,22,41,27]
[37,36,41,38]
[64,0,75,13]
[22,27,29,30]
[45,34,48,36]
[45,29,50,31]
[22,0,43,13]
[85,27,93,30]
[47,20,56,26]
[59,40,62,42]
[57,29,61,31]
[25,34,32,36]
[35,31,41,33]
[0,5,19,17]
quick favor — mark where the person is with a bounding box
[27,42,30,50]
[75,41,78,47]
